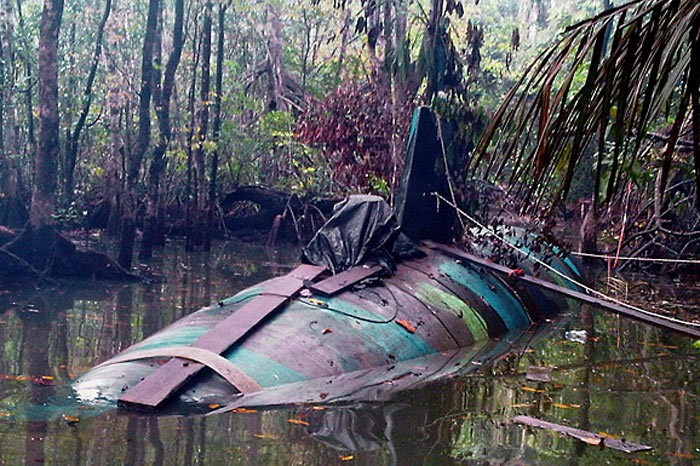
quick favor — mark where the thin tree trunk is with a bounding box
[190,1,212,249]
[140,0,184,259]
[16,0,37,155]
[0,34,6,194]
[185,15,200,251]
[205,2,225,251]
[261,2,286,184]
[336,8,351,78]
[105,60,123,237]
[424,0,444,103]
[118,0,159,270]
[31,0,64,229]
[63,0,111,204]
[266,3,285,113]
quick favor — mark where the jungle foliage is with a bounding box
[1,0,693,276]
[472,0,699,262]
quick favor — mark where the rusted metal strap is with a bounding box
[118,264,326,411]
[309,264,383,296]
[94,346,262,394]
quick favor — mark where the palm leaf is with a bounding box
[473,0,700,215]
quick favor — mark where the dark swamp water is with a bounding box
[0,239,698,465]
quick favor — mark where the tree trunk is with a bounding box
[63,0,111,204]
[31,0,64,229]
[185,15,200,251]
[204,2,225,251]
[105,59,124,237]
[266,3,285,113]
[190,1,212,250]
[336,8,351,78]
[140,0,184,260]
[0,31,6,195]
[260,2,286,184]
[424,0,444,103]
[16,0,37,156]
[118,0,159,270]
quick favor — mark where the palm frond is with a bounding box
[472,0,700,214]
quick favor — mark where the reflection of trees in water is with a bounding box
[1,242,698,463]
[17,295,59,464]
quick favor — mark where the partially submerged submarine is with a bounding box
[73,107,583,412]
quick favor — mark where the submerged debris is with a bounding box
[514,415,652,453]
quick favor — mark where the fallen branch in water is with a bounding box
[513,415,652,453]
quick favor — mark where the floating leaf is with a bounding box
[62,414,80,425]
[231,408,257,414]
[208,404,220,410]
[553,403,581,409]
[340,455,354,461]
[521,386,545,393]
[287,419,310,426]
[322,328,333,334]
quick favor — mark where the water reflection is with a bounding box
[0,240,698,465]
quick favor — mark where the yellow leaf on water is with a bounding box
[287,418,310,426]
[231,408,257,414]
[62,414,80,424]
[208,404,220,410]
[553,403,580,409]
[340,455,354,461]
[521,386,545,393]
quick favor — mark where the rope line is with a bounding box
[431,192,700,329]
[571,251,700,264]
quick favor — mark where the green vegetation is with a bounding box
[0,0,696,270]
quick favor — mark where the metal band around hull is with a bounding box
[94,346,262,393]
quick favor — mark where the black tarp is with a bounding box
[302,195,401,274]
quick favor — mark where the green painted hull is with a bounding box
[73,244,582,410]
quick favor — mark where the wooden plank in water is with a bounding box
[514,415,652,453]
[309,264,383,296]
[118,264,325,411]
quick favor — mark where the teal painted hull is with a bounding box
[73,244,582,410]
